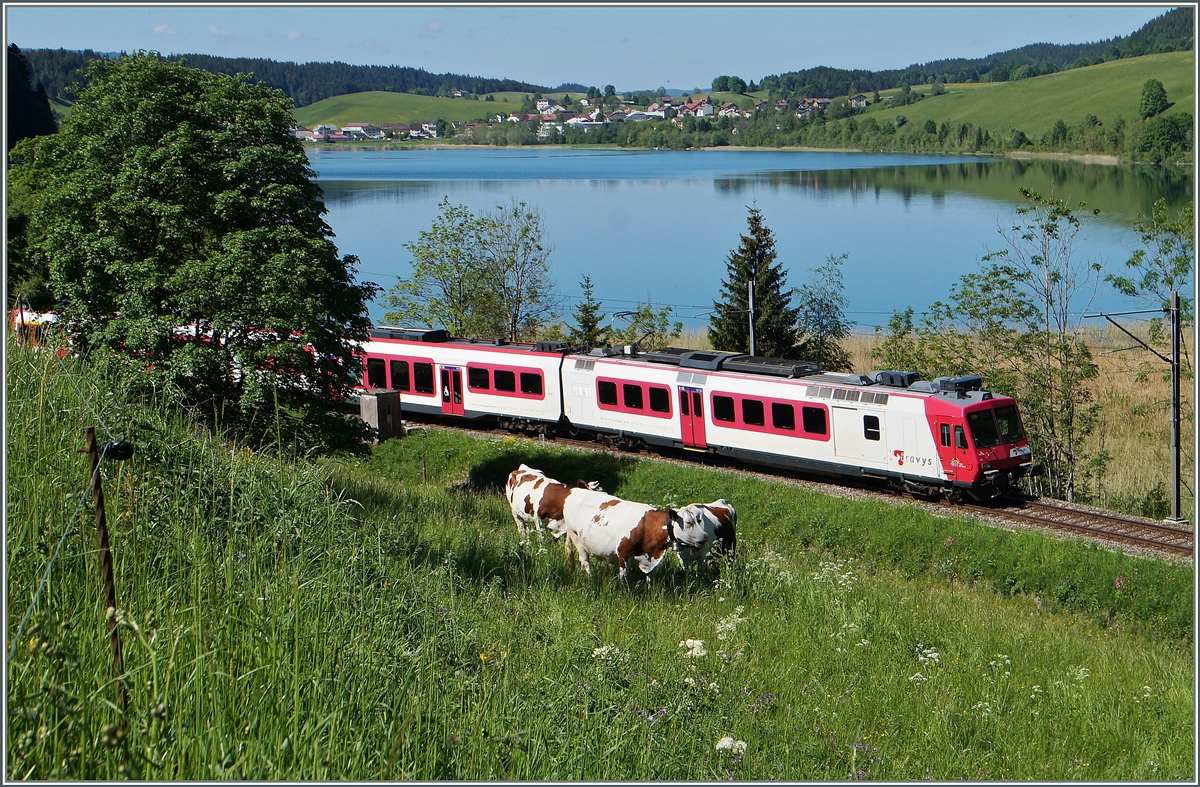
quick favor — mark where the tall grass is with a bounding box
[6,341,1193,779]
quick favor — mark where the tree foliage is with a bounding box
[8,53,379,454]
[708,206,803,359]
[876,189,1103,502]
[568,275,610,348]
[383,198,556,341]
[6,44,57,151]
[23,48,548,108]
[612,300,682,350]
[793,254,853,372]
[1138,78,1169,118]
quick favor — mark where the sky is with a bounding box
[4,4,1178,92]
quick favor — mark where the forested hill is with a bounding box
[22,49,550,107]
[759,6,1193,97]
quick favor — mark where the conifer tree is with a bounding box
[568,275,609,347]
[708,205,802,358]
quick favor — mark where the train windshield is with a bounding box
[967,405,1025,448]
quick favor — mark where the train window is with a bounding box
[390,360,410,391]
[772,402,796,430]
[742,399,765,426]
[967,410,1001,447]
[414,363,435,394]
[520,372,543,395]
[940,423,951,447]
[598,380,618,405]
[993,404,1025,443]
[864,415,881,441]
[713,395,735,422]
[494,370,516,392]
[679,390,690,415]
[649,387,670,413]
[623,384,644,409]
[366,358,386,389]
[802,406,827,435]
[468,367,490,390]
[955,425,968,450]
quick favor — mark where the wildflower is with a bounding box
[708,682,720,693]
[479,653,487,662]
[1071,665,1090,682]
[683,677,697,688]
[716,606,747,641]
[945,537,954,547]
[680,639,707,658]
[715,736,747,755]
[591,644,619,661]
[1030,685,1043,699]
[909,672,928,683]
[1113,575,1124,589]
[916,645,940,665]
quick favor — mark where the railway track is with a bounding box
[406,418,1193,560]
[977,496,1194,558]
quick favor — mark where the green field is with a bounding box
[863,52,1193,141]
[6,341,1193,779]
[292,91,503,128]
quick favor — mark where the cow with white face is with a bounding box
[504,464,601,542]
[670,500,737,569]
[560,490,714,582]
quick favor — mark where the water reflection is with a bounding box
[712,159,1191,224]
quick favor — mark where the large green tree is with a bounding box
[8,53,378,454]
[1139,77,1169,118]
[6,44,57,151]
[568,275,610,348]
[793,253,853,372]
[708,206,803,358]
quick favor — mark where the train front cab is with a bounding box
[927,394,1034,501]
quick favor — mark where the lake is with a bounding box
[306,147,1192,331]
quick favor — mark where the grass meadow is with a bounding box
[5,341,1193,780]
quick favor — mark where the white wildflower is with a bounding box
[683,677,696,688]
[1071,665,1090,682]
[679,639,707,658]
[972,700,993,717]
[591,644,619,661]
[855,638,870,648]
[1030,684,1043,699]
[916,645,940,665]
[715,736,747,755]
[812,559,857,592]
[708,682,720,694]
[908,672,928,683]
[716,606,747,641]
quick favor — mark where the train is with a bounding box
[356,327,1037,502]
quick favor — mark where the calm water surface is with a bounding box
[307,147,1192,329]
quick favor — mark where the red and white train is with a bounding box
[357,328,1036,502]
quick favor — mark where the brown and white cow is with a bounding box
[670,500,737,568]
[504,464,601,542]
[560,489,715,581]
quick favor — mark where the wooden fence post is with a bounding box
[84,426,127,729]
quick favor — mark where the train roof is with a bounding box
[367,328,1008,404]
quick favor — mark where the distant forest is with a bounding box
[21,50,550,107]
[760,7,1192,97]
[20,7,1193,108]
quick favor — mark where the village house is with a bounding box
[849,93,868,108]
[452,88,468,97]
[312,123,339,137]
[380,123,409,138]
[342,122,382,139]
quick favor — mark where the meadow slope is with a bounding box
[5,342,1192,780]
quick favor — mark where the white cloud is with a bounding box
[426,20,443,34]
[287,30,303,40]
[151,23,176,35]
[208,26,233,38]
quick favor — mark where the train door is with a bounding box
[832,406,861,459]
[440,367,464,416]
[934,419,957,479]
[678,387,706,449]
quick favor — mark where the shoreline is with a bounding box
[303,142,1187,168]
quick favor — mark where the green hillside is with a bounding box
[864,51,1193,141]
[292,91,503,128]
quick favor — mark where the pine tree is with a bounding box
[708,205,802,358]
[568,275,609,347]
